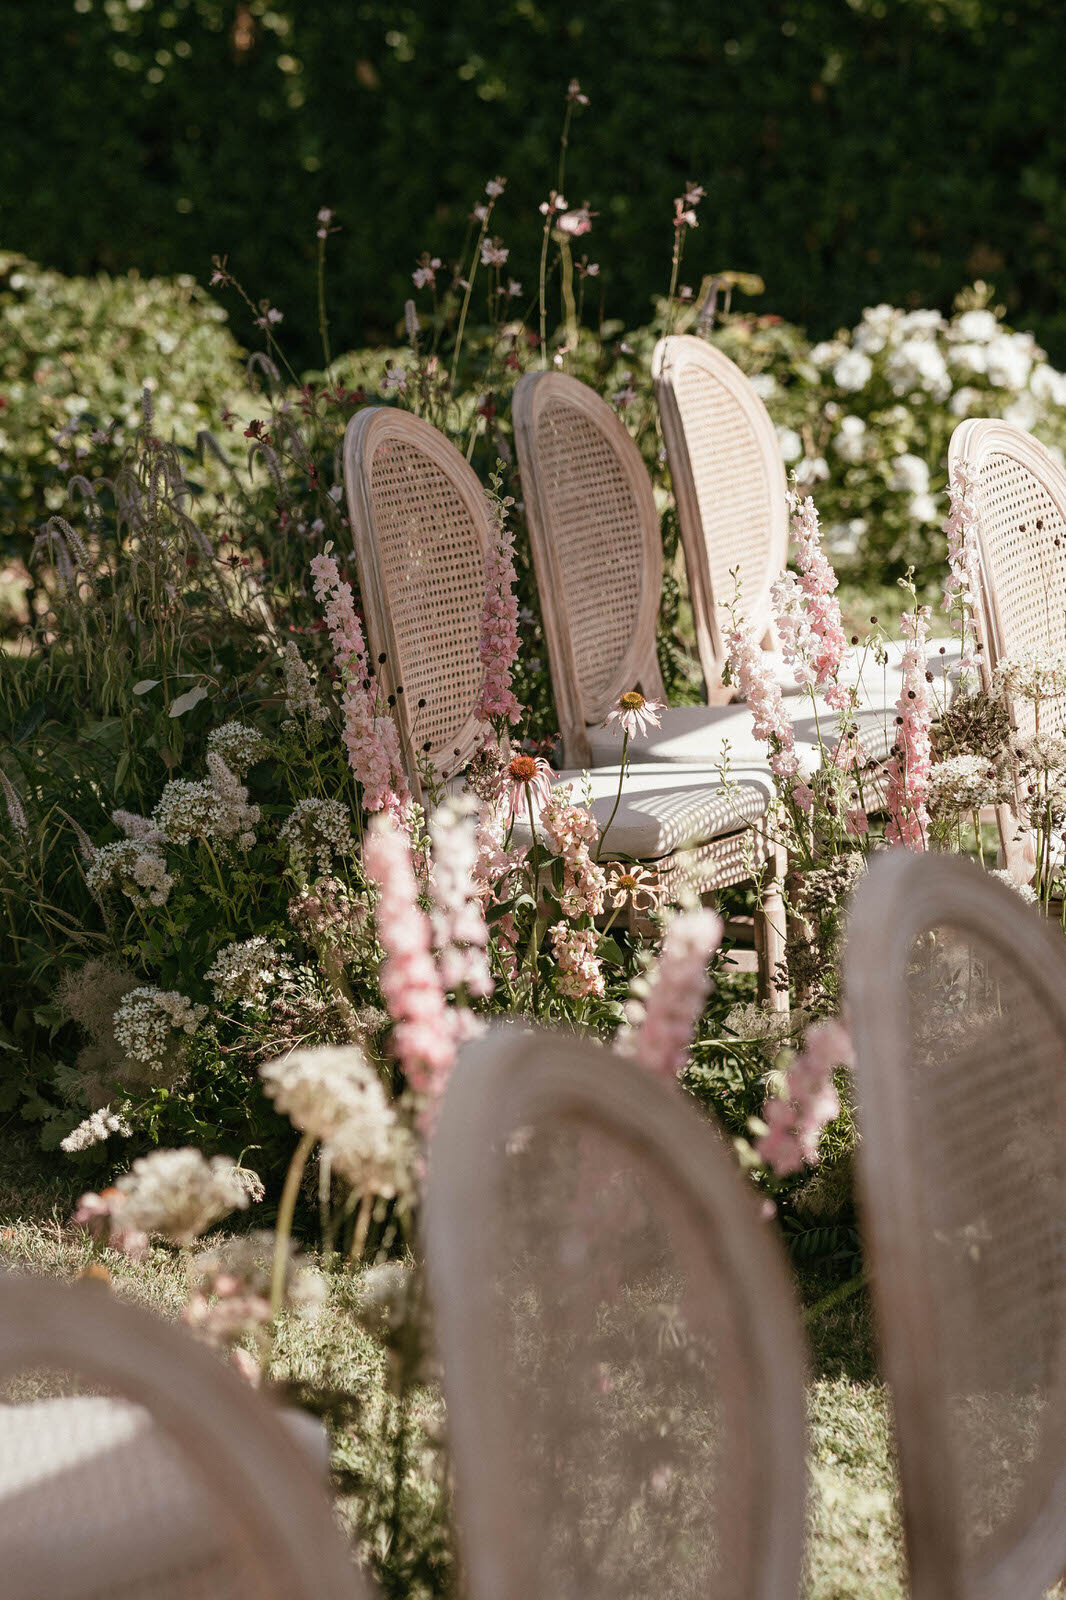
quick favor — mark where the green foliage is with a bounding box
[0,250,248,543]
[5,1,1066,371]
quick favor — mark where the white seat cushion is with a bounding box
[0,1396,327,1600]
[511,763,774,860]
[588,703,895,779]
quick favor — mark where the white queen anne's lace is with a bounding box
[113,986,207,1072]
[115,1148,251,1245]
[260,1045,407,1194]
[205,936,288,1010]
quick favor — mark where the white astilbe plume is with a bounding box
[619,908,723,1080]
[283,641,328,723]
[112,808,163,845]
[115,1148,251,1246]
[429,796,493,1001]
[260,1045,407,1194]
[60,1106,132,1154]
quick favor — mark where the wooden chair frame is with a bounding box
[0,1273,359,1600]
[344,406,494,802]
[846,851,1066,1600]
[425,1023,808,1600]
[653,334,789,700]
[948,417,1066,879]
[512,371,665,771]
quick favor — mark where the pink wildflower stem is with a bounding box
[474,477,523,728]
[363,816,456,1109]
[622,908,723,1080]
[885,603,933,851]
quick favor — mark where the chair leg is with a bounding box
[754,844,789,1013]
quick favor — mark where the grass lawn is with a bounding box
[0,1131,907,1600]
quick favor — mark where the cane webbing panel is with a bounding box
[973,451,1066,738]
[485,1115,758,1600]
[368,436,485,759]
[534,399,650,714]
[675,361,776,634]
[904,923,1066,1571]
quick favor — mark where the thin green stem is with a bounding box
[595,730,629,862]
[271,1130,316,1319]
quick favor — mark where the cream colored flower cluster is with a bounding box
[60,1104,132,1153]
[115,1147,251,1246]
[152,754,260,850]
[260,1044,408,1196]
[205,935,288,1010]
[86,837,174,908]
[113,985,207,1071]
[206,719,269,775]
[279,795,354,880]
[283,640,329,724]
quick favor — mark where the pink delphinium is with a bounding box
[474,479,523,727]
[725,618,801,781]
[620,908,723,1081]
[757,1020,850,1176]
[604,689,666,741]
[549,922,605,1001]
[363,816,457,1107]
[310,550,410,817]
[885,602,934,850]
[783,487,852,710]
[539,785,606,918]
[942,460,982,678]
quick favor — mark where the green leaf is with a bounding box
[597,936,626,967]
[132,679,161,695]
[169,685,210,718]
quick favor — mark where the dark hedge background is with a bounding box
[5,0,1066,366]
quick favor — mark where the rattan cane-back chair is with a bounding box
[847,851,1066,1600]
[344,405,790,1005]
[512,369,900,782]
[0,1272,362,1600]
[949,418,1066,877]
[653,334,958,708]
[425,1023,808,1600]
[653,334,788,699]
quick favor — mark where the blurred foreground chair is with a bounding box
[512,369,898,776]
[344,406,789,1004]
[0,1272,361,1600]
[948,417,1066,879]
[847,851,1066,1600]
[426,1023,808,1600]
[653,333,959,703]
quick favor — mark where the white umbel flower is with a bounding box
[260,1045,406,1195]
[205,936,288,1010]
[206,721,268,775]
[279,797,354,880]
[115,1148,251,1245]
[113,986,207,1072]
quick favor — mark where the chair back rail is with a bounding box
[653,335,788,696]
[513,372,665,768]
[426,1023,808,1600]
[847,851,1066,1600]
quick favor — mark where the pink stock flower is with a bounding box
[364,816,456,1104]
[885,604,933,850]
[604,689,665,741]
[725,619,801,782]
[474,487,523,728]
[310,551,410,816]
[498,754,554,825]
[549,922,605,1001]
[540,786,605,918]
[756,1019,848,1176]
[942,460,982,677]
[622,908,723,1081]
[782,486,853,711]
